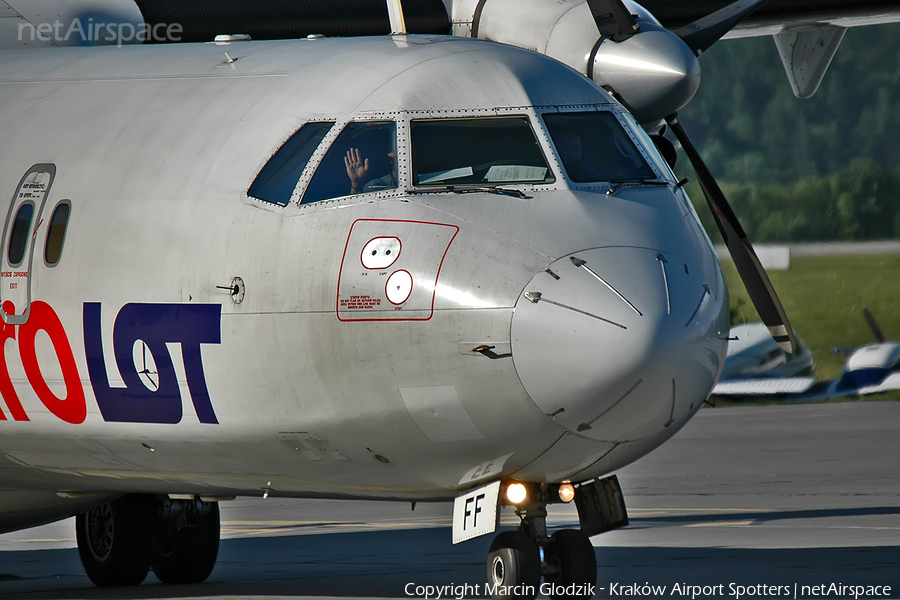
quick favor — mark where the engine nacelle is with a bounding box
[450,0,700,123]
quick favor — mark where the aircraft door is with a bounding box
[1,164,56,324]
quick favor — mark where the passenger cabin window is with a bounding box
[303,121,398,204]
[8,203,34,266]
[543,112,655,183]
[44,202,71,266]
[411,117,553,186]
[248,122,334,205]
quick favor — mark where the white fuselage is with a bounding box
[0,36,728,532]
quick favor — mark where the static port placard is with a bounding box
[361,236,401,270]
[337,219,458,322]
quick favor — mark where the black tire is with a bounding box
[486,531,540,599]
[544,529,597,598]
[75,495,156,587]
[152,502,220,584]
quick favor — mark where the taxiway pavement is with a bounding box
[1,401,898,599]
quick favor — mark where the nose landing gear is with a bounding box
[487,530,542,594]
[486,476,628,599]
[487,503,596,599]
[545,529,598,595]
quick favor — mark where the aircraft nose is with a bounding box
[512,247,726,442]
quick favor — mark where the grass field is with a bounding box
[720,253,900,391]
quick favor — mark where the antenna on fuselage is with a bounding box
[386,0,407,35]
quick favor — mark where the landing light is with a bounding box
[505,482,528,504]
[558,483,575,503]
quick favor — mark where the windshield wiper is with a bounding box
[607,179,671,196]
[407,185,528,199]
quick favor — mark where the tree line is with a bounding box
[674,22,900,243]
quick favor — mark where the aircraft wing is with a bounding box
[641,0,900,37]
[712,377,818,396]
[128,0,900,39]
[5,1,900,51]
[0,0,450,48]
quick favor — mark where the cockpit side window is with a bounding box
[248,122,334,205]
[543,112,655,183]
[411,117,554,186]
[303,121,398,204]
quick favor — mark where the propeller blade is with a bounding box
[673,0,768,55]
[863,308,886,343]
[586,0,639,42]
[666,114,798,354]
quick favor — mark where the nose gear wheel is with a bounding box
[486,531,541,597]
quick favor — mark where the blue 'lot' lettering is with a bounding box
[83,303,221,424]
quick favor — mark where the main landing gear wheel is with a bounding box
[487,531,541,598]
[76,495,157,587]
[153,501,220,584]
[544,529,597,598]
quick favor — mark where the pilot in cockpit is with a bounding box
[345,146,397,194]
[300,121,398,203]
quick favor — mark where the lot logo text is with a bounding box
[0,302,220,425]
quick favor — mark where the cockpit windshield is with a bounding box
[303,121,398,204]
[543,112,656,183]
[411,117,554,186]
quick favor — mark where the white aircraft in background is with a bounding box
[712,322,818,396]
[829,309,900,397]
[2,0,900,595]
[713,310,900,399]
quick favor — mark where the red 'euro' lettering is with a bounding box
[0,301,28,421]
[18,301,86,424]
